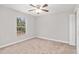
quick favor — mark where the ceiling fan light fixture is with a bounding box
[35,9,42,14]
[29,4,49,14]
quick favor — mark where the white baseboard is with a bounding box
[0,36,75,48]
[0,36,34,48]
[37,36,69,44]
[69,42,76,46]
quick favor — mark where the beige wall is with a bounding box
[0,6,35,46]
[36,13,71,43]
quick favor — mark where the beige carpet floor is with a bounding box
[0,38,76,54]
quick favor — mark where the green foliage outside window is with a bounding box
[17,17,26,35]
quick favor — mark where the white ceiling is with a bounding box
[1,4,76,16]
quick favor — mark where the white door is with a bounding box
[69,14,76,46]
[77,8,79,53]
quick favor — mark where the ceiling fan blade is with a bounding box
[42,4,48,7]
[28,9,36,11]
[30,4,36,7]
[41,9,49,12]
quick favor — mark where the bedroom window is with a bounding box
[17,16,26,36]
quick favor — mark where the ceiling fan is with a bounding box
[28,4,49,14]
